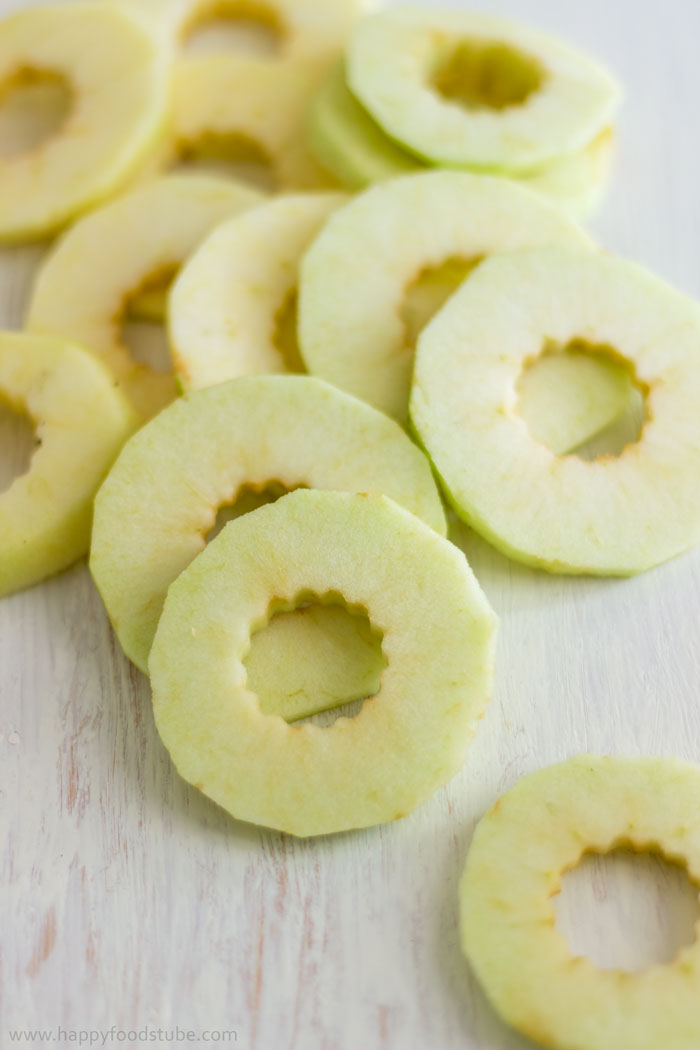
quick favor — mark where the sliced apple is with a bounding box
[170,55,338,191]
[126,0,369,57]
[410,245,700,575]
[0,2,170,242]
[347,7,622,173]
[150,489,497,837]
[0,332,135,597]
[170,192,345,391]
[308,61,614,220]
[460,755,700,1050]
[90,374,447,684]
[298,170,629,440]
[26,174,263,421]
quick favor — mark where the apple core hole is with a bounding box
[183,1,284,57]
[431,38,545,112]
[205,481,304,545]
[174,133,277,193]
[516,340,648,459]
[0,399,36,492]
[554,846,700,972]
[245,591,387,726]
[273,288,305,373]
[0,68,72,159]
[401,256,482,353]
[121,277,176,376]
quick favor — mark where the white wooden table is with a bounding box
[3,1,700,1048]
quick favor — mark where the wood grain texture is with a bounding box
[3,1,700,1048]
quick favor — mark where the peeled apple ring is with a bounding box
[26,174,263,420]
[132,0,368,58]
[90,375,447,680]
[347,7,622,172]
[170,192,346,391]
[0,333,135,597]
[150,489,497,837]
[460,755,700,1050]
[410,245,700,575]
[170,55,337,191]
[308,63,615,221]
[0,2,169,242]
[298,170,595,425]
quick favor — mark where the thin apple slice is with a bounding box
[90,374,447,682]
[0,333,135,597]
[298,170,621,435]
[126,0,368,57]
[347,7,621,173]
[170,55,338,191]
[150,489,497,837]
[26,174,263,421]
[170,192,346,390]
[0,3,169,242]
[411,245,700,575]
[308,61,614,220]
[460,756,700,1050]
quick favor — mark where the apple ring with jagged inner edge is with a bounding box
[170,192,346,391]
[26,174,263,421]
[298,170,632,442]
[347,7,622,173]
[308,62,615,222]
[0,333,135,597]
[0,3,169,242]
[411,245,700,576]
[90,374,447,697]
[460,755,700,1050]
[149,489,497,837]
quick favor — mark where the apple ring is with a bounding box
[170,192,346,390]
[90,374,447,680]
[308,62,615,221]
[26,174,263,421]
[169,55,337,191]
[298,170,597,425]
[0,2,169,242]
[460,755,700,1050]
[0,333,135,597]
[132,0,368,57]
[347,7,622,173]
[411,244,700,575]
[149,488,497,837]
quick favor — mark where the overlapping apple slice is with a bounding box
[150,490,497,837]
[90,376,446,722]
[0,2,170,242]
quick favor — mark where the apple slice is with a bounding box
[411,245,700,575]
[170,192,346,391]
[347,7,622,173]
[298,170,630,442]
[170,55,338,191]
[0,2,169,242]
[460,756,700,1050]
[308,61,614,220]
[0,333,135,597]
[150,489,497,837]
[90,374,447,685]
[26,174,263,421]
[126,0,369,57]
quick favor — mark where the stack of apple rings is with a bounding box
[4,3,700,1047]
[309,6,621,220]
